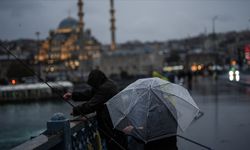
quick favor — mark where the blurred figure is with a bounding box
[152,70,168,81]
[177,70,185,85]
[63,69,127,150]
[186,70,193,91]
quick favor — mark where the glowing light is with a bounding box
[229,75,234,81]
[228,70,240,81]
[231,60,237,65]
[74,61,80,66]
[197,65,202,70]
[163,65,184,72]
[229,71,234,76]
[229,71,234,81]
[235,70,240,81]
[191,65,197,72]
[50,67,55,72]
[235,75,240,82]
[11,79,16,85]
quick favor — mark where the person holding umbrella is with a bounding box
[106,77,200,150]
[122,93,178,150]
[63,69,127,150]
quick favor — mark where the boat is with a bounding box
[0,81,73,102]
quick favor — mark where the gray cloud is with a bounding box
[0,0,44,17]
[0,0,249,43]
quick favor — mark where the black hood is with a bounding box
[87,70,108,88]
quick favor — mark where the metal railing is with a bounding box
[12,113,106,150]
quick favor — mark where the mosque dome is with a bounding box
[58,17,78,29]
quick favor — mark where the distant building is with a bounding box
[186,49,223,66]
[37,1,101,81]
[0,40,35,83]
[99,47,165,77]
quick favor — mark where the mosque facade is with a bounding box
[37,0,101,81]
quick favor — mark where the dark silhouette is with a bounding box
[186,70,193,91]
[63,69,127,150]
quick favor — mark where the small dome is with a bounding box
[58,17,78,29]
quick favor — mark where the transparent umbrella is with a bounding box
[106,77,200,143]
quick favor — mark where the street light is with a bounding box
[212,16,219,80]
[248,19,250,30]
[35,31,41,79]
[35,31,40,59]
[212,16,218,35]
[212,16,219,129]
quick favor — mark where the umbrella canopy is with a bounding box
[106,77,200,143]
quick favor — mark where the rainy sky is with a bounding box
[0,0,249,44]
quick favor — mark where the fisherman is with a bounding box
[63,69,127,150]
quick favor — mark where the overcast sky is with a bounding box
[0,0,250,44]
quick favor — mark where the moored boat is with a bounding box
[0,81,73,102]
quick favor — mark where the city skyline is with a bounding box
[0,0,249,44]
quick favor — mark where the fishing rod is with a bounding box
[177,134,213,150]
[0,42,127,150]
[0,42,75,108]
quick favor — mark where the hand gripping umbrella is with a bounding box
[106,77,200,143]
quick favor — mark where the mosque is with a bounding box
[36,0,116,81]
[35,0,164,80]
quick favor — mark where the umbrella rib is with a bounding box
[152,88,199,109]
[114,90,149,128]
[151,89,200,131]
[145,88,151,141]
[124,89,148,115]
[151,82,171,88]
[151,89,179,121]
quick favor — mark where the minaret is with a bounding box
[78,0,84,34]
[110,0,116,51]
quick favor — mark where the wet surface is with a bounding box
[0,76,250,150]
[178,76,250,150]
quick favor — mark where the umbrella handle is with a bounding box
[194,111,204,120]
[177,135,214,150]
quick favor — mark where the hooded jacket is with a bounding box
[71,70,120,137]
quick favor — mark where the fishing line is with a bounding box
[0,42,127,150]
[177,134,213,150]
[0,42,75,108]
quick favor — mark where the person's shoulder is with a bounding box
[102,79,116,87]
[100,79,118,90]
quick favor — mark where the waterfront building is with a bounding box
[0,40,36,83]
[99,46,165,77]
[37,0,101,81]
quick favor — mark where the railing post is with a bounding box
[47,112,71,150]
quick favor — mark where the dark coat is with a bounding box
[145,136,177,150]
[72,79,119,137]
[71,70,127,150]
